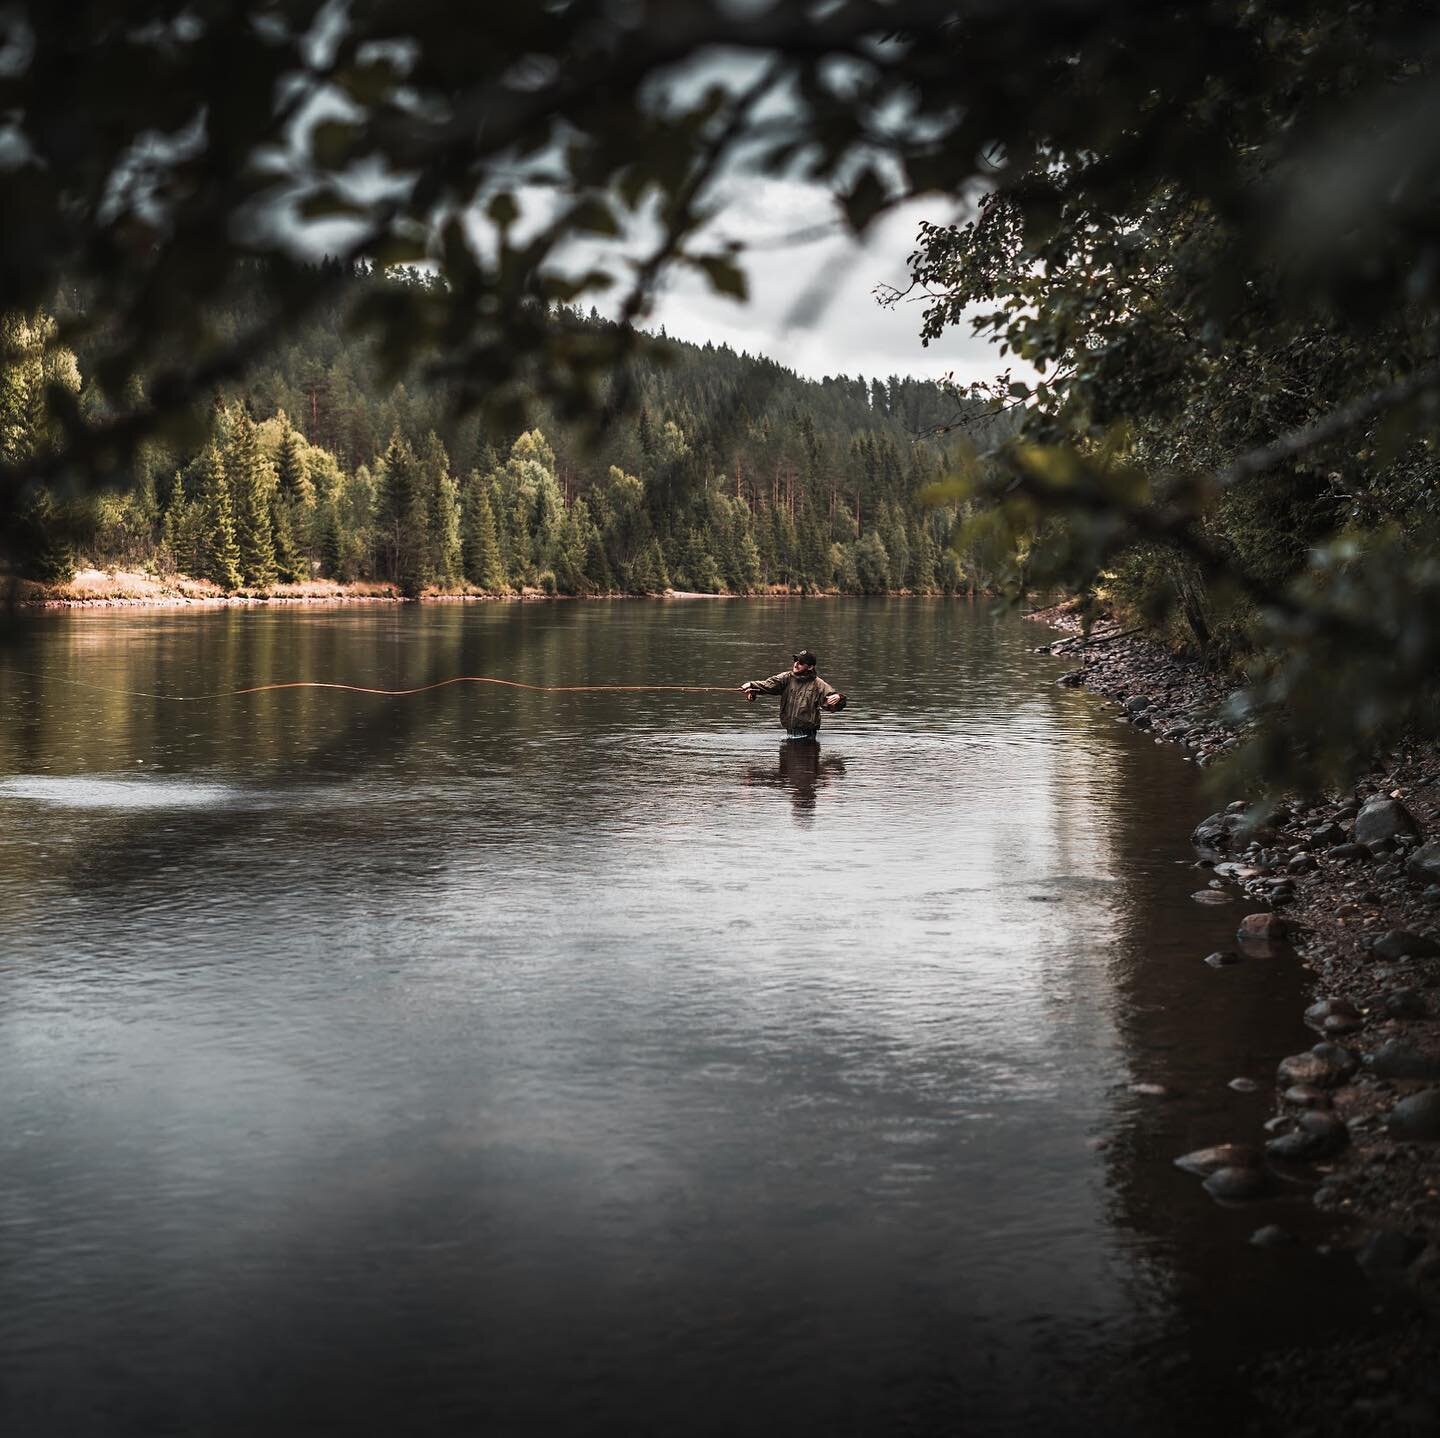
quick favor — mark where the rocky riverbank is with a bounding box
[1031,600,1440,1433]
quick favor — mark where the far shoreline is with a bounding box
[10,568,978,612]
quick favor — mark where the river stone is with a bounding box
[1405,841,1440,886]
[1192,810,1249,852]
[1204,950,1240,967]
[1237,912,1289,946]
[1305,997,1360,1030]
[1353,796,1420,846]
[1364,1040,1440,1082]
[1191,890,1233,905]
[1213,861,1259,881]
[1277,1043,1356,1088]
[1386,1090,1440,1141]
[1250,1224,1296,1248]
[1283,1084,1332,1108]
[1383,989,1429,1020]
[1265,1109,1349,1162]
[1203,1165,1271,1201]
[1228,1076,1260,1093]
[1355,1229,1425,1280]
[1311,821,1346,846]
[1370,930,1440,960]
[1174,1142,1262,1176]
[1328,842,1372,862]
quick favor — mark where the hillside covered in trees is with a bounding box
[15,268,987,598]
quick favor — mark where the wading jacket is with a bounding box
[747,671,845,731]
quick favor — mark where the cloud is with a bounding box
[646,178,1016,387]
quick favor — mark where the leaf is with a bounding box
[840,167,889,233]
[308,120,363,169]
[296,191,367,223]
[487,192,519,229]
[692,253,748,301]
[569,197,620,237]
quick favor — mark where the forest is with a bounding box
[6,268,985,598]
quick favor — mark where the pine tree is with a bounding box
[913,523,940,592]
[275,420,306,499]
[637,406,655,466]
[270,488,306,582]
[160,469,199,575]
[192,442,242,591]
[398,481,431,597]
[735,527,762,592]
[583,525,615,592]
[420,431,462,585]
[853,530,891,593]
[633,538,670,594]
[15,487,75,583]
[376,432,426,586]
[225,412,277,588]
[461,473,508,591]
[318,502,343,579]
[554,505,589,594]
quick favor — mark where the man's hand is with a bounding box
[741,683,756,703]
[824,692,844,710]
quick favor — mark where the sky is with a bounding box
[642,176,1007,387]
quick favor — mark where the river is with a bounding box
[0,599,1366,1436]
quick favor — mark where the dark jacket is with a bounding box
[746,670,845,730]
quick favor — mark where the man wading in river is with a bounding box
[741,649,846,741]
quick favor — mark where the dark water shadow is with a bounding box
[742,741,847,826]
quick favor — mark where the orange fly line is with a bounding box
[8,671,735,703]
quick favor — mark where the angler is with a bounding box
[740,648,847,741]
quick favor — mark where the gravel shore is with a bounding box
[1031,601,1440,1434]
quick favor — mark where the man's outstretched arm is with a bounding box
[740,672,789,702]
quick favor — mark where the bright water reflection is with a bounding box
[0,600,1360,1436]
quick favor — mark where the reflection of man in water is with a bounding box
[740,648,846,741]
[745,743,848,825]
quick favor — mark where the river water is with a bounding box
[0,600,1365,1436]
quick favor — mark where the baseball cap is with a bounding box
[793,649,817,666]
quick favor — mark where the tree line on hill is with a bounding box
[8,272,990,597]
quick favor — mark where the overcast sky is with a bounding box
[642,177,1006,387]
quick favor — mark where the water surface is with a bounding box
[0,600,1360,1436]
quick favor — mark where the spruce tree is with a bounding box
[420,433,462,585]
[461,473,508,591]
[376,432,426,585]
[275,421,306,499]
[225,412,277,588]
[398,483,431,597]
[583,526,615,592]
[193,443,241,591]
[318,502,343,580]
[15,488,75,583]
[633,538,670,594]
[270,488,306,582]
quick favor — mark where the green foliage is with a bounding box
[224,413,277,590]
[191,444,242,593]
[14,487,75,583]
[461,473,508,593]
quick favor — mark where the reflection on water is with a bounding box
[0,600,1368,1437]
[744,741,847,825]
